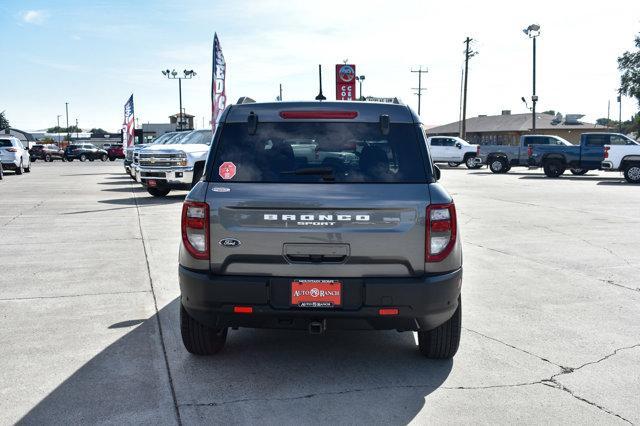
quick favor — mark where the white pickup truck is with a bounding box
[601,135,640,183]
[137,129,213,196]
[426,136,481,169]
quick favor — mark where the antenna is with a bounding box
[315,64,326,101]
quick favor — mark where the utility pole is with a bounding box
[75,118,79,140]
[458,67,464,135]
[461,37,473,139]
[56,115,61,144]
[617,91,622,133]
[411,66,428,115]
[65,102,69,142]
[607,100,610,123]
[278,83,283,101]
[523,24,540,131]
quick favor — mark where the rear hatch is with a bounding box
[205,118,433,278]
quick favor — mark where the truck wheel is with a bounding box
[101,154,108,162]
[623,163,640,184]
[570,168,587,175]
[79,154,87,162]
[543,159,565,178]
[447,162,460,167]
[45,154,52,162]
[489,158,507,173]
[418,297,461,359]
[147,187,171,197]
[15,160,23,175]
[180,304,227,355]
[464,157,477,169]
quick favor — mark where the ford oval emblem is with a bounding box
[219,238,241,248]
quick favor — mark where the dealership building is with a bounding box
[426,111,609,145]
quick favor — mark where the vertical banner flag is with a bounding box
[335,64,356,101]
[123,95,135,148]
[212,33,226,132]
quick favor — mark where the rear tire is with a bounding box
[45,154,52,162]
[15,160,23,175]
[570,168,587,176]
[623,163,640,184]
[447,162,460,167]
[80,154,87,162]
[180,304,227,355]
[147,187,171,197]
[101,154,108,162]
[489,158,507,173]
[543,159,565,178]
[464,156,478,169]
[418,297,461,359]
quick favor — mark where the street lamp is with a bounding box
[355,75,366,100]
[162,69,197,131]
[523,24,540,131]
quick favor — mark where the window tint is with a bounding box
[441,138,456,147]
[524,136,549,145]
[211,122,428,183]
[430,138,442,146]
[0,140,12,148]
[585,135,608,147]
[609,135,633,146]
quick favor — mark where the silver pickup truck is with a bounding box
[478,134,573,173]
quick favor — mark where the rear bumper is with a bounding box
[601,161,614,170]
[179,266,462,331]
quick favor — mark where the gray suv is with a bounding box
[178,101,462,358]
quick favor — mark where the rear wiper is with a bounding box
[281,167,335,181]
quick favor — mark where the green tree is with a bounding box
[618,34,640,107]
[0,111,9,130]
[542,110,556,115]
[89,128,108,137]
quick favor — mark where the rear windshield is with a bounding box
[209,122,428,183]
[0,140,13,147]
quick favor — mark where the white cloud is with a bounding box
[22,10,47,25]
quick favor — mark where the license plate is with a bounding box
[147,179,157,187]
[291,280,342,308]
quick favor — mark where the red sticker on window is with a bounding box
[219,162,236,180]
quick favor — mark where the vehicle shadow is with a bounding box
[519,175,622,181]
[596,180,630,186]
[469,171,541,176]
[19,299,452,424]
[98,194,186,206]
[98,180,133,185]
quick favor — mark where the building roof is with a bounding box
[427,112,607,134]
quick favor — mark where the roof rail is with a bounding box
[236,96,256,105]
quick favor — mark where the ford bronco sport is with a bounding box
[179,101,462,359]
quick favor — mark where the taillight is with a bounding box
[6,148,17,152]
[426,203,457,262]
[604,146,609,159]
[527,145,533,157]
[279,111,358,119]
[181,201,210,260]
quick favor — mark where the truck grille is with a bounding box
[139,152,185,167]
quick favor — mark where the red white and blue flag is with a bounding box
[123,94,135,148]
[211,33,226,132]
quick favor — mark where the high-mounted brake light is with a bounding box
[181,201,210,260]
[234,306,253,314]
[604,146,610,159]
[426,203,457,262]
[279,111,358,119]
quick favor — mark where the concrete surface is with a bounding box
[0,161,638,425]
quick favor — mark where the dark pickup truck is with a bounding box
[528,133,632,177]
[478,134,572,173]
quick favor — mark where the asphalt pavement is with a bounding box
[0,161,638,425]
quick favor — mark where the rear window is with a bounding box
[0,140,13,147]
[209,122,428,183]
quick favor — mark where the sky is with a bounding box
[1,0,639,132]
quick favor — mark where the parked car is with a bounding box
[600,135,640,183]
[124,132,180,177]
[427,136,481,168]
[30,144,65,162]
[478,134,572,173]
[0,136,31,174]
[528,133,633,178]
[107,145,125,161]
[138,129,212,196]
[0,162,3,180]
[64,143,109,162]
[178,101,462,359]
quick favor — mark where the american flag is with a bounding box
[211,33,226,132]
[123,94,135,148]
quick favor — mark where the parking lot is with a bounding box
[1,161,638,424]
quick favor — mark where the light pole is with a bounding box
[65,102,69,143]
[355,75,365,100]
[617,91,622,133]
[162,69,197,131]
[523,24,540,131]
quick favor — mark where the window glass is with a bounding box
[609,135,633,146]
[179,130,213,145]
[442,138,456,147]
[211,122,428,183]
[0,140,12,147]
[430,138,442,146]
[585,135,608,147]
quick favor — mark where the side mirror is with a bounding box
[433,164,441,181]
[456,142,462,149]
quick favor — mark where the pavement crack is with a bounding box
[1,200,44,227]
[130,180,183,426]
[0,289,150,302]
